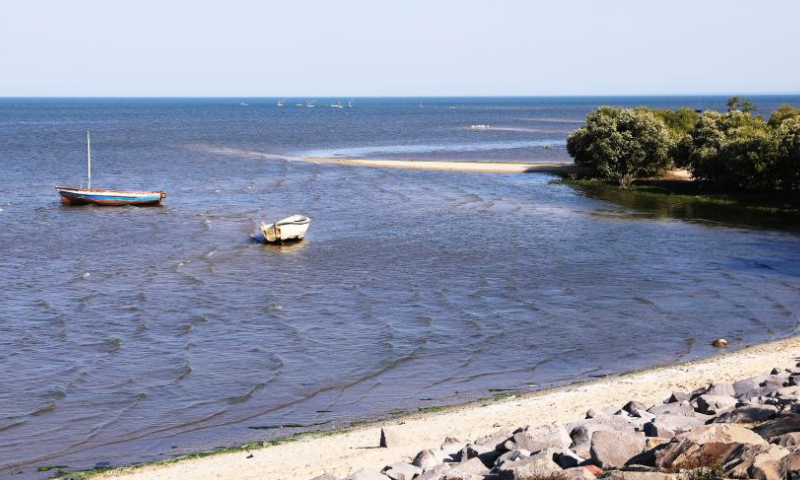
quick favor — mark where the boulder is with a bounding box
[413,449,444,472]
[623,401,650,414]
[456,442,501,467]
[706,383,737,397]
[382,463,421,480]
[666,392,690,404]
[416,464,451,480]
[569,417,644,458]
[310,474,339,480]
[603,472,678,480]
[677,424,768,446]
[474,430,512,450]
[497,452,562,480]
[763,377,788,396]
[772,432,800,447]
[695,395,738,415]
[495,449,532,468]
[503,423,571,452]
[648,401,697,417]
[444,458,489,480]
[721,443,788,480]
[755,414,800,441]
[712,405,779,424]
[380,428,400,448]
[735,377,766,399]
[441,437,466,457]
[654,439,738,470]
[562,466,598,480]
[644,415,706,439]
[779,452,800,480]
[345,470,390,480]
[586,408,617,418]
[589,430,646,469]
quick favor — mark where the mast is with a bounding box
[87,130,92,189]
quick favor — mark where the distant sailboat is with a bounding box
[330,100,344,109]
[240,102,249,106]
[347,99,354,108]
[277,99,285,107]
[306,99,317,108]
[56,131,166,206]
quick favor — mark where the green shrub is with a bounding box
[567,107,673,187]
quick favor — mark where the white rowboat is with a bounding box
[261,215,311,243]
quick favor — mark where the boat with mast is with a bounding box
[56,131,166,206]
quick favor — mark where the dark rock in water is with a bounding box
[589,430,646,468]
[772,432,800,447]
[695,394,738,415]
[712,339,729,348]
[623,401,649,414]
[380,428,400,448]
[712,405,779,424]
[666,392,690,404]
[755,414,800,441]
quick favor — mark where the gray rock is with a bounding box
[474,430,512,450]
[413,449,444,472]
[416,465,452,480]
[553,448,585,469]
[779,452,800,480]
[647,401,697,417]
[310,474,339,480]
[755,414,800,441]
[456,442,501,467]
[695,394,738,415]
[644,415,706,438]
[497,452,562,480]
[677,424,768,445]
[773,386,800,399]
[444,458,489,480]
[345,470,390,480]
[589,430,646,469]
[604,472,678,480]
[380,428,400,448]
[721,443,788,480]
[763,377,788,396]
[503,423,571,452]
[441,437,466,457]
[735,377,766,399]
[772,432,800,447]
[706,382,736,397]
[382,463,421,480]
[585,407,617,418]
[712,405,779,424]
[623,401,650,414]
[569,416,645,459]
[495,449,531,469]
[666,392,690,404]
[562,467,597,480]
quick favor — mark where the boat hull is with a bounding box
[260,215,311,243]
[56,187,166,206]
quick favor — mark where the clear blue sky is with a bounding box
[2,0,798,97]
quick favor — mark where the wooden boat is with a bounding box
[260,215,311,243]
[56,131,166,206]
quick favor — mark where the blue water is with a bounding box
[1,96,799,479]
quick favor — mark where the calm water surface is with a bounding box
[1,97,799,478]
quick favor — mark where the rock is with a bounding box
[695,395,738,415]
[666,392,690,404]
[623,401,650,414]
[413,449,444,472]
[645,438,671,450]
[380,428,400,448]
[779,452,800,480]
[706,383,736,397]
[441,437,466,457]
[631,409,656,422]
[712,338,729,347]
[648,401,697,417]
[644,415,706,438]
[774,386,800,400]
[382,463,421,480]
[345,470,390,480]
[495,449,532,468]
[562,466,598,480]
[755,414,800,441]
[474,430,512,450]
[772,432,800,447]
[763,378,788,396]
[444,458,489,480]
[735,377,766,399]
[589,430,646,469]
[310,474,338,480]
[604,472,678,480]
[586,408,617,418]
[678,424,768,445]
[416,464,452,480]
[568,416,645,457]
[553,448,585,469]
[456,443,501,467]
[712,405,779,424]
[721,443,788,480]
[503,423,572,452]
[655,439,737,470]
[497,453,562,480]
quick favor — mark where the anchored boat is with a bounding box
[56,131,166,206]
[260,215,311,243]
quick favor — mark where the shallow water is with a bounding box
[1,97,800,478]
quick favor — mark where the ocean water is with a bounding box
[1,96,800,478]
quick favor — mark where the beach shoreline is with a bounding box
[303,157,587,175]
[85,335,800,480]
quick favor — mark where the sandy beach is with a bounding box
[303,157,588,174]
[96,335,800,480]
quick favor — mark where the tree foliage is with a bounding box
[567,107,673,187]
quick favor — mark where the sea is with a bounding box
[1,96,799,478]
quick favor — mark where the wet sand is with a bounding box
[304,157,589,175]
[99,335,800,480]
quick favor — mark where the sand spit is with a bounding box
[304,157,587,175]
[96,336,800,480]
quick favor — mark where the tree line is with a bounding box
[566,98,800,190]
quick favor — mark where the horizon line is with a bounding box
[2,92,800,99]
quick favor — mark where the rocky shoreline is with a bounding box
[320,365,800,480]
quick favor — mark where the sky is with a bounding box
[1,0,799,97]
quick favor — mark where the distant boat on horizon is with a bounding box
[348,99,354,108]
[56,131,166,206]
[306,99,316,108]
[330,100,344,109]
[277,99,285,107]
[240,102,249,106]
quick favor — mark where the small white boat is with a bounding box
[277,99,285,107]
[330,101,344,109]
[261,215,311,243]
[470,124,490,130]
